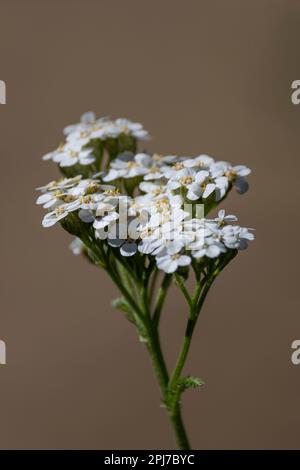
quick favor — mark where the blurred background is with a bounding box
[0,0,299,449]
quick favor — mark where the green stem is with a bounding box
[149,269,159,307]
[169,317,197,388]
[85,228,237,450]
[140,277,190,449]
[144,321,169,395]
[169,403,191,450]
[144,319,191,450]
[153,274,172,327]
[174,274,192,308]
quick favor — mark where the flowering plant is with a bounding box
[37,112,254,449]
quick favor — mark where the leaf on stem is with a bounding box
[111,297,135,324]
[177,376,205,391]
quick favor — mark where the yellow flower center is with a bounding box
[80,195,92,204]
[53,190,64,198]
[105,188,120,197]
[85,183,99,194]
[55,207,65,216]
[153,187,164,196]
[69,150,79,158]
[149,166,159,173]
[173,162,184,171]
[62,195,77,203]
[225,170,236,180]
[127,161,137,169]
[121,125,129,134]
[180,176,193,185]
[80,131,90,138]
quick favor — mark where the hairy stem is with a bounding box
[143,317,191,450]
[153,274,172,327]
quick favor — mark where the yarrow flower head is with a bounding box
[37,112,253,273]
[36,112,254,450]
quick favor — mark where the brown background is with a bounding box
[0,0,299,449]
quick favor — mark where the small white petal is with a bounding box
[234,176,249,194]
[177,255,191,266]
[202,183,216,198]
[120,242,138,257]
[79,210,94,223]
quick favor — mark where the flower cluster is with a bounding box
[42,112,149,169]
[37,112,254,273]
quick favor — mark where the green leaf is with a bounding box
[177,376,205,391]
[111,297,135,324]
[111,296,129,312]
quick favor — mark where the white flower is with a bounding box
[42,142,66,163]
[210,162,251,194]
[151,153,178,165]
[36,189,67,209]
[183,154,214,169]
[42,204,74,227]
[139,227,186,257]
[143,166,166,181]
[141,154,178,180]
[81,209,119,229]
[212,209,238,226]
[191,236,227,259]
[103,152,153,181]
[222,225,254,249]
[167,168,196,191]
[138,234,162,255]
[183,219,207,250]
[93,200,119,229]
[144,195,187,230]
[63,111,98,136]
[186,171,228,201]
[68,179,114,197]
[76,192,122,228]
[63,114,150,142]
[37,175,82,192]
[43,138,95,167]
[127,195,151,218]
[156,254,191,273]
[139,181,170,199]
[162,161,187,179]
[114,118,150,141]
[98,218,139,256]
[58,142,95,167]
[38,176,121,229]
[65,130,93,149]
